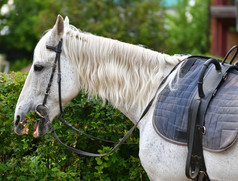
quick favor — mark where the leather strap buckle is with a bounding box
[35,104,49,118]
[197,125,206,135]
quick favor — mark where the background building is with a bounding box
[211,0,238,57]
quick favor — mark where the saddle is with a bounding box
[153,46,238,180]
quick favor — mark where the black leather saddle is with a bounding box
[153,46,238,180]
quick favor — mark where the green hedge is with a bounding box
[0,72,149,181]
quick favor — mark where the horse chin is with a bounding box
[33,118,49,138]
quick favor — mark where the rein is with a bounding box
[35,38,153,157]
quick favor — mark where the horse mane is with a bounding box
[35,26,186,113]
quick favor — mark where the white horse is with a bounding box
[14,15,238,181]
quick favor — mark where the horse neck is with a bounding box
[63,31,182,123]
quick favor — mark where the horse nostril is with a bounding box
[15,115,20,126]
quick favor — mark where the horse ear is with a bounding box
[64,16,70,27]
[51,15,64,41]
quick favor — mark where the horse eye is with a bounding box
[34,64,44,72]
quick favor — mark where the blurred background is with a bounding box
[1,0,236,73]
[0,0,217,73]
[1,0,237,73]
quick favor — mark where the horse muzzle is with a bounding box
[14,114,29,135]
[14,104,50,137]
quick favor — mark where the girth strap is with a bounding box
[186,58,233,181]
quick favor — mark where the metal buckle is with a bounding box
[202,126,206,135]
[223,72,228,81]
[198,171,208,180]
[197,125,206,135]
[35,104,49,118]
[212,89,217,97]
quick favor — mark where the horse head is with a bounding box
[14,15,79,137]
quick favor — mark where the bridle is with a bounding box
[34,38,154,157]
[35,38,64,117]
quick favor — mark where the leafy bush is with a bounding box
[0,72,149,180]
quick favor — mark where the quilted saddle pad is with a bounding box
[153,56,238,152]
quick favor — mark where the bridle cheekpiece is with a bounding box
[35,38,63,118]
